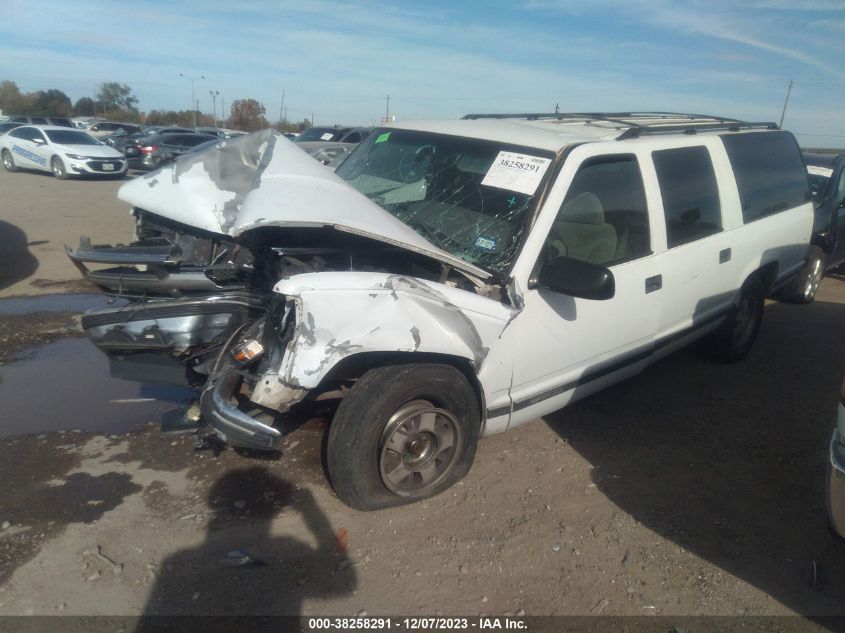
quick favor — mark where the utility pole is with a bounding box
[179,73,205,128]
[209,90,219,127]
[779,79,793,129]
[220,98,225,126]
[385,94,390,122]
[278,89,286,128]
[312,111,315,127]
[555,102,560,116]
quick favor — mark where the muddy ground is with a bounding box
[0,167,844,624]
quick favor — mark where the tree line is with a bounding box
[0,80,310,132]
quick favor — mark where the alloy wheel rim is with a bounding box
[52,158,63,176]
[733,295,757,348]
[804,257,823,300]
[379,399,462,497]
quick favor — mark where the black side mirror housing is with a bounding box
[537,256,615,300]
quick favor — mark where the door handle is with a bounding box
[719,248,731,263]
[645,274,662,293]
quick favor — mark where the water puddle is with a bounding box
[0,338,194,437]
[0,293,121,316]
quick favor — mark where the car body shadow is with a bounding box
[542,297,845,616]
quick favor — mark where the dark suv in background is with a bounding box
[783,153,845,303]
[131,132,219,170]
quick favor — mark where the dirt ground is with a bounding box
[0,167,844,624]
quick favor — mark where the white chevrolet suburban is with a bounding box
[68,112,813,510]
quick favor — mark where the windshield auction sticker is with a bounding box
[807,165,833,178]
[482,151,552,195]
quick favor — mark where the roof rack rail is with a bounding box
[460,111,780,139]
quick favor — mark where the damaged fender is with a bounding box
[250,272,519,425]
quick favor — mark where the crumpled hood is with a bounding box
[117,130,489,279]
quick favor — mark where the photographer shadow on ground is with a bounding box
[0,220,38,291]
[137,466,356,624]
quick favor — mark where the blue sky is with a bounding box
[1,0,844,146]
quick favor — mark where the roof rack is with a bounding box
[460,111,779,140]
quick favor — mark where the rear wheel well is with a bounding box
[315,351,486,426]
[753,261,779,296]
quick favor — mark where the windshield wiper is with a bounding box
[406,216,450,253]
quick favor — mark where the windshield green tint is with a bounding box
[335,129,554,274]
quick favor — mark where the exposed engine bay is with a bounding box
[69,208,508,449]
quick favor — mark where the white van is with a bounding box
[69,113,813,509]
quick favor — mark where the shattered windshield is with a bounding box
[335,128,555,274]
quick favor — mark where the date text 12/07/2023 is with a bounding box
[306,616,528,631]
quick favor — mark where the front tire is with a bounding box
[2,149,16,172]
[781,246,825,304]
[326,364,481,510]
[51,156,69,180]
[703,277,764,363]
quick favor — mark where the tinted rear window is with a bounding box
[653,146,722,248]
[721,131,809,223]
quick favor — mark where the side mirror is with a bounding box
[33,138,46,145]
[537,256,615,300]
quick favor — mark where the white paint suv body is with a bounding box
[83,114,813,508]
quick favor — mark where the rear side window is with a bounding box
[653,146,722,248]
[183,136,213,147]
[721,131,809,223]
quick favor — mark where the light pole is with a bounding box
[209,90,219,128]
[179,73,205,127]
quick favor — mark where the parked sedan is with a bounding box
[133,132,219,170]
[0,125,127,179]
[829,369,845,540]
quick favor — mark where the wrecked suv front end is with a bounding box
[69,128,552,508]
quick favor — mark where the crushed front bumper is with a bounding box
[200,371,282,450]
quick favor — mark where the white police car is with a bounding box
[0,125,127,179]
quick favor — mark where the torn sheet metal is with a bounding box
[117,130,489,280]
[249,272,518,414]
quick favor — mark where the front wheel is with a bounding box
[326,364,481,510]
[702,277,764,363]
[2,149,16,172]
[51,156,69,180]
[780,246,825,304]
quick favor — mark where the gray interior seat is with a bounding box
[548,192,617,265]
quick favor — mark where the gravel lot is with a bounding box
[0,166,844,624]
